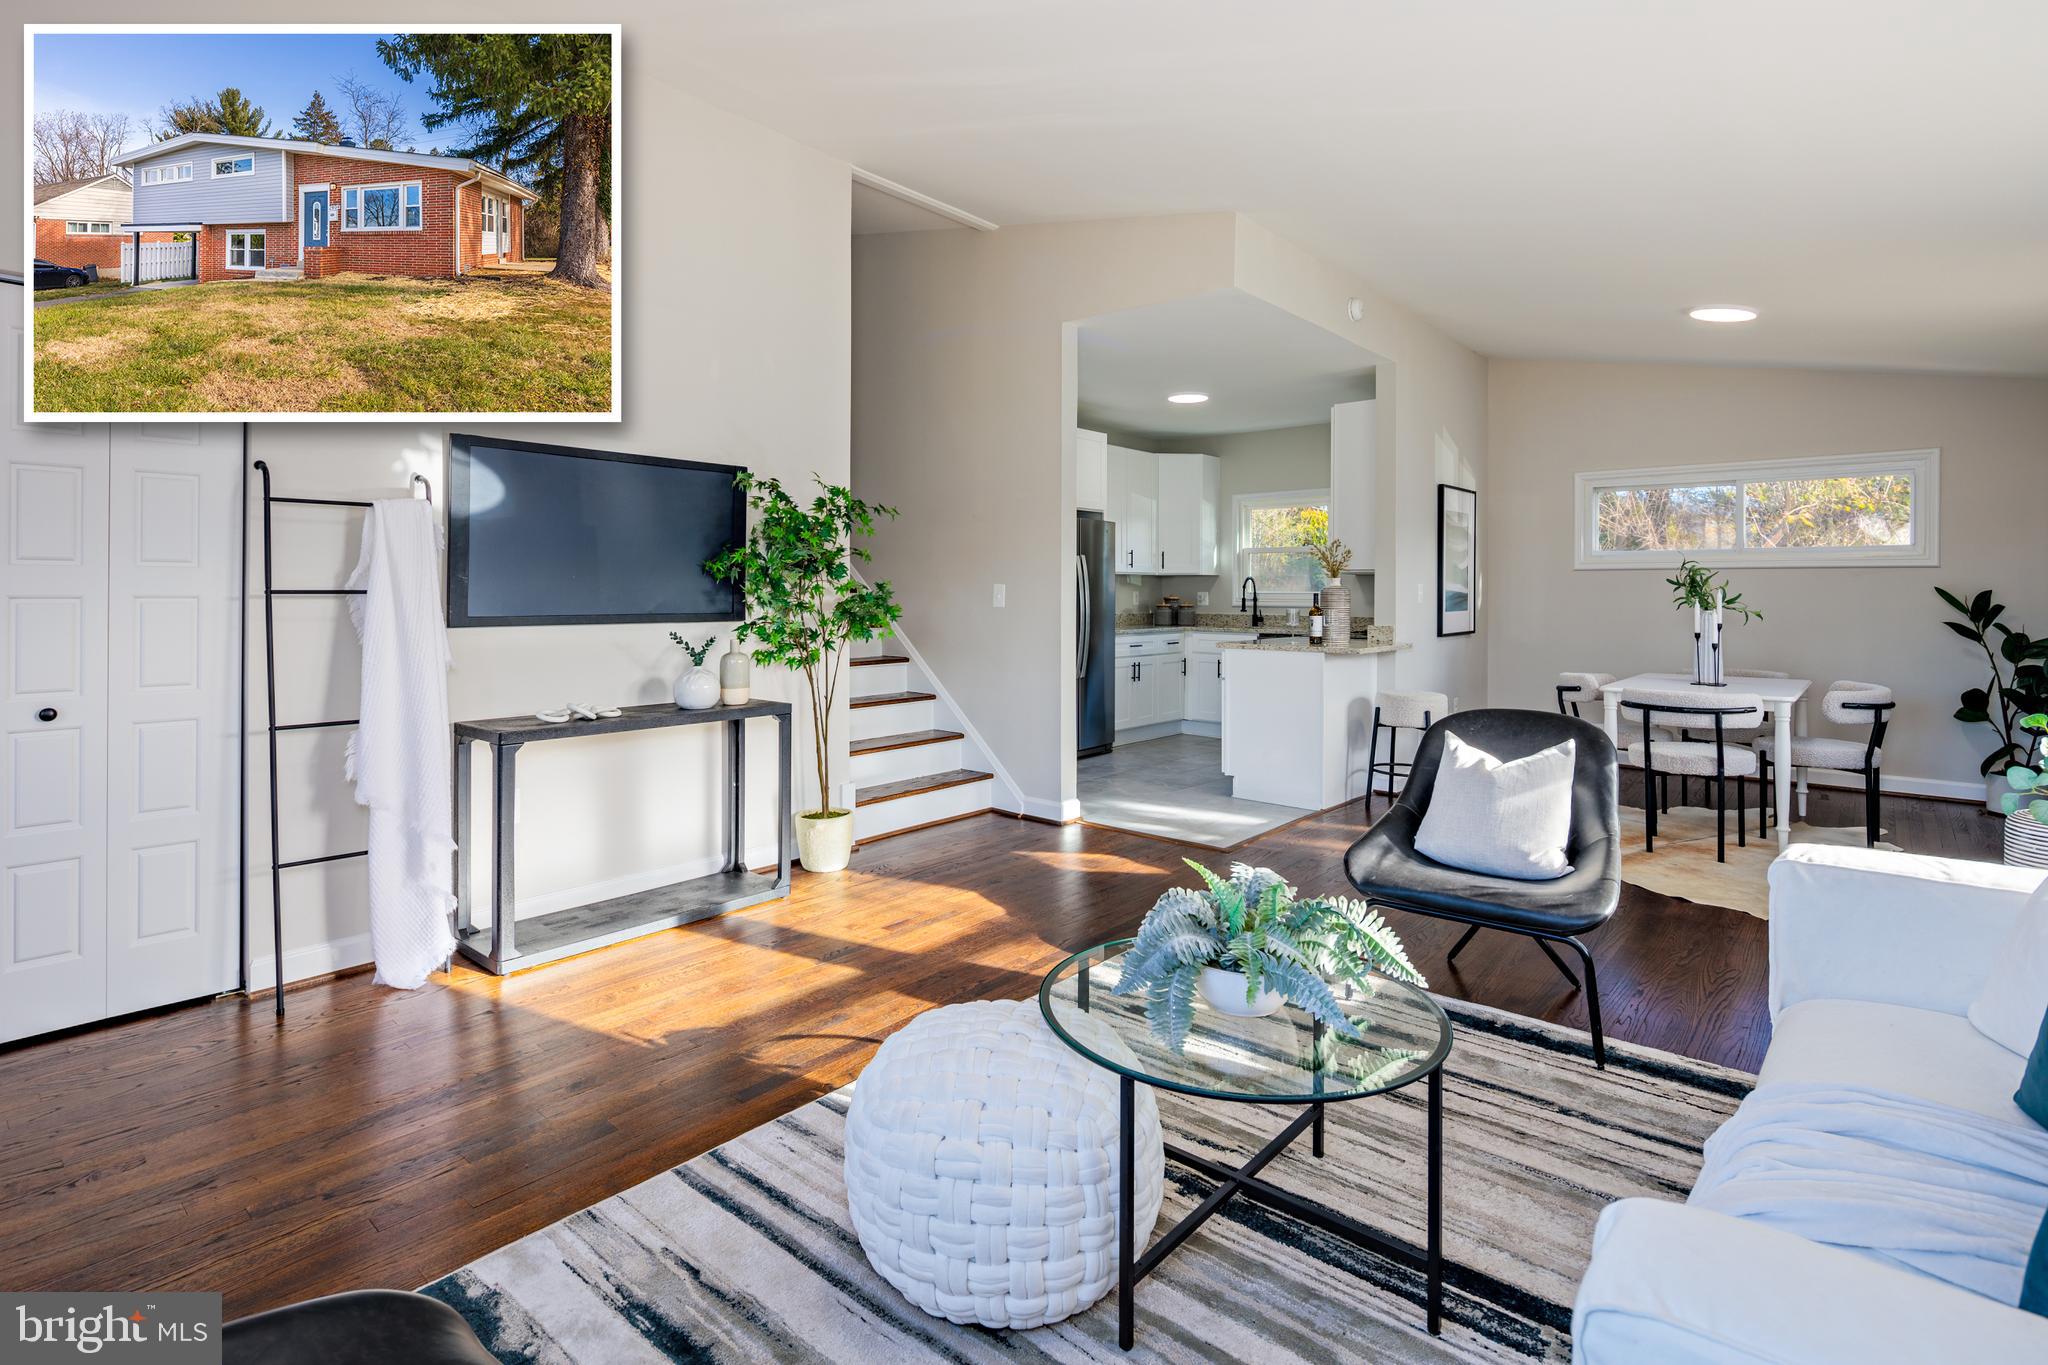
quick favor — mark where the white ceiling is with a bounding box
[662,1,2048,375]
[1078,290,1376,435]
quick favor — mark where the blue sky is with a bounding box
[34,32,448,154]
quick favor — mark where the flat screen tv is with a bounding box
[447,435,745,627]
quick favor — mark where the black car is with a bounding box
[33,259,99,290]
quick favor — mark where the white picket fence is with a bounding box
[118,239,196,285]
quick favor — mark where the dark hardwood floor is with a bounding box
[0,784,1999,1317]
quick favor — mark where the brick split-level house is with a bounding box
[110,133,535,284]
[32,173,175,272]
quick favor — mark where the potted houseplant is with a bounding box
[1666,560,1760,686]
[669,633,719,710]
[1112,860,1424,1052]
[1935,588,2048,808]
[1997,713,2048,866]
[708,473,902,873]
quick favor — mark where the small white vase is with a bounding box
[796,810,855,873]
[719,645,751,705]
[1197,965,1285,1018]
[673,666,719,710]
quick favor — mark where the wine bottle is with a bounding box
[1308,592,1324,646]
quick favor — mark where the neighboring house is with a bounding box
[109,133,536,284]
[32,173,174,272]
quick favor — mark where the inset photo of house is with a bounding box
[25,25,618,419]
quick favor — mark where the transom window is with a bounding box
[225,230,266,269]
[211,154,255,178]
[140,163,192,185]
[1235,489,1333,603]
[1575,450,1939,569]
[342,182,422,231]
[65,221,113,235]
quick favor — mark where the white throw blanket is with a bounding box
[345,498,457,989]
[1690,1081,2048,1305]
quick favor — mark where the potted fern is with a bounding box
[707,473,902,874]
[1112,861,1424,1052]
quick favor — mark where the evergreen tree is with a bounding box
[156,87,274,139]
[292,91,344,144]
[379,32,611,288]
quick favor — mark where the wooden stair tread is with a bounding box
[855,769,993,805]
[851,729,964,755]
[850,654,909,667]
[850,690,936,709]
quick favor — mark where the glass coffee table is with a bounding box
[1039,940,1453,1350]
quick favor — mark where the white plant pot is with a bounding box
[1198,965,1285,1018]
[673,666,720,711]
[796,810,855,874]
[2006,809,2048,869]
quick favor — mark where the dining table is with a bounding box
[1597,672,1813,852]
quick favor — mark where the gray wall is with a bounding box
[131,142,288,224]
[1485,359,2048,797]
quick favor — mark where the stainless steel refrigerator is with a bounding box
[1077,512,1117,757]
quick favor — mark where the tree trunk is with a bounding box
[549,112,607,289]
[594,210,611,265]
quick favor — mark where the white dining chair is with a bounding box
[1755,681,1895,846]
[1620,688,1764,862]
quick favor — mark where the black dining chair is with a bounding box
[1345,709,1621,1067]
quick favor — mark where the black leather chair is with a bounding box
[225,1290,495,1365]
[1344,709,1622,1067]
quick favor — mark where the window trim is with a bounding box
[210,154,256,179]
[1235,486,1334,605]
[225,229,267,270]
[342,180,423,233]
[1573,449,1940,570]
[140,162,193,186]
[65,221,114,235]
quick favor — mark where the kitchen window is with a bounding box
[1235,488,1333,603]
[211,154,255,178]
[1575,449,1939,569]
[225,230,266,269]
[140,163,192,185]
[343,181,422,231]
[65,221,113,235]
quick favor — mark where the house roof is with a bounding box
[115,133,537,202]
[33,172,128,206]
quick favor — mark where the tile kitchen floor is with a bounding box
[1077,734,1311,848]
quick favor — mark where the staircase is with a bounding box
[848,647,997,843]
[252,265,305,282]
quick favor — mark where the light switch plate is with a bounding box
[993,583,1006,607]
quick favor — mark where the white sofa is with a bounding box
[1572,845,2048,1364]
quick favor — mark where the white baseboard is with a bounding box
[249,932,372,992]
[1797,770,1985,804]
[1004,793,1078,823]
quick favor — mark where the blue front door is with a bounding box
[302,189,329,249]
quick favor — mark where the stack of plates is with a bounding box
[2005,811,2048,868]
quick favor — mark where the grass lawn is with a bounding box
[32,267,612,413]
[33,278,139,302]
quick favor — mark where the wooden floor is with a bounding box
[0,785,1999,1317]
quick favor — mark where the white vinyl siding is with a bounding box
[139,163,191,186]
[225,230,266,269]
[65,221,114,235]
[342,181,423,232]
[131,143,286,225]
[210,154,255,179]
[1574,450,1940,569]
[33,176,135,226]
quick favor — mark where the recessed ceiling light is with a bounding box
[1688,306,1758,323]
[1167,392,1209,404]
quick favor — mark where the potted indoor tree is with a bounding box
[1936,587,2048,808]
[708,473,902,873]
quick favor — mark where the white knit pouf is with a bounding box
[843,998,1164,1329]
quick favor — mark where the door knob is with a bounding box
[36,707,58,722]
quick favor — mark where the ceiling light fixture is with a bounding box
[1167,392,1209,404]
[1688,306,1758,323]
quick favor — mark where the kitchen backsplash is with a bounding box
[1115,610,1389,645]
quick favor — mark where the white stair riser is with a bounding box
[854,779,994,841]
[851,698,936,740]
[850,662,910,695]
[851,739,966,785]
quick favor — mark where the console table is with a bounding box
[452,700,794,974]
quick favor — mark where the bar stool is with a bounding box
[1621,689,1763,862]
[1366,690,1448,812]
[1757,681,1894,846]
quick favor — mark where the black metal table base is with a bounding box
[1117,1068,1444,1349]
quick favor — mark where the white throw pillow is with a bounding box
[1413,732,1576,881]
[1968,877,2048,1056]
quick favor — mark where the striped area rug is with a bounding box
[423,999,1751,1363]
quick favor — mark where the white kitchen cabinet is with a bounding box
[1185,651,1223,722]
[1076,428,1108,513]
[1156,453,1219,574]
[1115,657,1144,728]
[1328,399,1377,569]
[1149,654,1186,724]
[1113,633,1187,731]
[1106,445,1156,575]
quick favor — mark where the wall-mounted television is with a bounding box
[447,435,745,627]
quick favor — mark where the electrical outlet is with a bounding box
[1195,592,1209,606]
[992,583,1006,607]
[1417,582,1427,605]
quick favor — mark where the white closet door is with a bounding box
[104,423,241,1015]
[3,323,111,1042]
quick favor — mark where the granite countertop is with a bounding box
[1219,638,1410,657]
